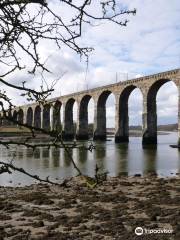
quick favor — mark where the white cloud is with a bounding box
[1,0,179,126]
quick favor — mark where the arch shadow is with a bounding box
[17,109,24,125]
[76,95,92,140]
[43,104,51,130]
[63,98,76,140]
[53,100,62,132]
[93,90,114,140]
[115,85,143,143]
[34,106,41,129]
[27,107,33,126]
[143,78,178,145]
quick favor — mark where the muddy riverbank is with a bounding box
[0,175,179,240]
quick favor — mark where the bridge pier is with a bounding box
[142,95,157,145]
[50,106,54,131]
[53,101,61,132]
[93,100,106,141]
[32,107,35,127]
[76,127,89,139]
[62,132,74,140]
[115,117,129,143]
[23,110,27,125]
[26,107,33,126]
[115,133,129,143]
[62,99,75,140]
[76,100,89,140]
[34,106,42,129]
[43,104,51,131]
[93,132,106,141]
[115,92,129,143]
[142,130,157,145]
[76,134,89,140]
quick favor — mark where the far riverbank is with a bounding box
[0,129,174,139]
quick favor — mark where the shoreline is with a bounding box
[0,175,179,239]
[0,130,176,140]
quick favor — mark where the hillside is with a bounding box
[106,123,178,134]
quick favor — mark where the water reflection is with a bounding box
[78,147,87,164]
[50,147,60,168]
[34,148,40,159]
[143,147,157,175]
[17,148,24,160]
[42,147,49,159]
[115,143,128,176]
[64,148,72,167]
[94,142,106,172]
[0,132,179,186]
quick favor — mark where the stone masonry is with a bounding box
[1,69,180,145]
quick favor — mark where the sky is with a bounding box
[1,0,180,127]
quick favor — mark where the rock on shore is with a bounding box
[0,176,179,240]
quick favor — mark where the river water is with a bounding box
[0,132,179,186]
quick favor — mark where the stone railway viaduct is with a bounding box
[1,68,180,144]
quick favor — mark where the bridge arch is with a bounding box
[76,94,93,140]
[94,90,115,140]
[43,104,51,130]
[26,107,33,126]
[115,85,143,142]
[63,98,76,140]
[143,78,178,144]
[34,106,41,129]
[53,100,62,131]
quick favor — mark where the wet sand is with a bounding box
[0,175,179,240]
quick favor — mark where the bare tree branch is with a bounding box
[0,0,136,183]
[0,160,70,186]
[0,0,136,76]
